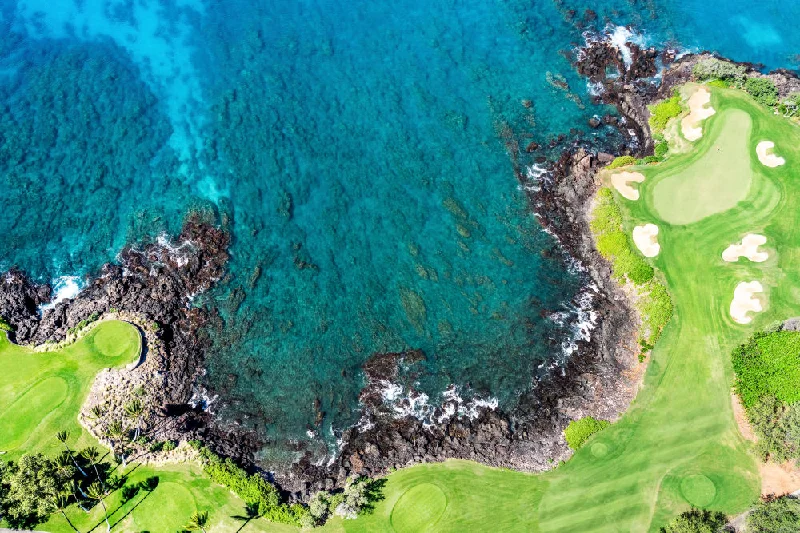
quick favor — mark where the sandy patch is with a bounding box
[730,281,764,324]
[732,392,756,442]
[722,234,768,263]
[611,171,646,201]
[756,140,785,167]
[760,462,800,497]
[632,224,660,258]
[681,87,716,141]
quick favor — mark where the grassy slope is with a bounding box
[315,84,800,533]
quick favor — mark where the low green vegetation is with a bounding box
[692,57,746,83]
[591,187,672,349]
[591,187,654,284]
[732,330,800,407]
[649,93,683,132]
[195,444,308,526]
[745,77,778,107]
[607,155,637,169]
[564,416,610,450]
[659,507,727,533]
[747,496,800,532]
[66,312,101,336]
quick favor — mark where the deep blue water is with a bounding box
[2,0,799,458]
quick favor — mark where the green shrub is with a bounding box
[197,447,308,526]
[564,417,610,450]
[692,58,746,82]
[747,496,800,533]
[67,311,100,336]
[638,281,673,346]
[607,155,637,169]
[591,188,654,285]
[591,188,673,349]
[0,316,12,332]
[660,507,727,533]
[745,77,778,107]
[641,155,662,165]
[648,95,682,132]
[654,141,669,158]
[732,331,800,407]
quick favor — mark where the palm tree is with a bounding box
[185,510,210,533]
[50,491,80,532]
[105,420,128,466]
[68,479,90,513]
[81,446,102,480]
[86,481,111,533]
[56,430,87,477]
[124,399,145,440]
[89,404,106,421]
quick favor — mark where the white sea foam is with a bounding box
[38,276,83,312]
[608,25,648,69]
[376,380,499,427]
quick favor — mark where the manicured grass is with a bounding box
[0,320,140,459]
[307,82,800,532]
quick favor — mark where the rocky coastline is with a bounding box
[4,34,799,502]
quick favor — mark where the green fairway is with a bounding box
[315,83,800,532]
[0,320,140,458]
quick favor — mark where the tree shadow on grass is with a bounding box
[361,477,388,515]
[86,476,159,532]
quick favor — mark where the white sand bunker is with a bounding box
[611,171,646,201]
[722,234,769,263]
[730,281,764,324]
[633,224,660,258]
[681,87,716,141]
[756,141,785,167]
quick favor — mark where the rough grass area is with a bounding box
[0,320,140,458]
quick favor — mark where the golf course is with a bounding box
[5,80,800,531]
[323,82,800,531]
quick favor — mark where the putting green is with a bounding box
[390,483,447,532]
[680,475,717,507]
[652,108,753,225]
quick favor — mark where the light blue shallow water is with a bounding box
[1,0,798,455]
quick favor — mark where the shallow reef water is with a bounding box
[2,0,800,458]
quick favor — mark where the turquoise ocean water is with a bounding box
[2,0,799,458]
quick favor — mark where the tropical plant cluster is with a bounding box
[692,58,747,83]
[0,431,148,531]
[659,507,727,533]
